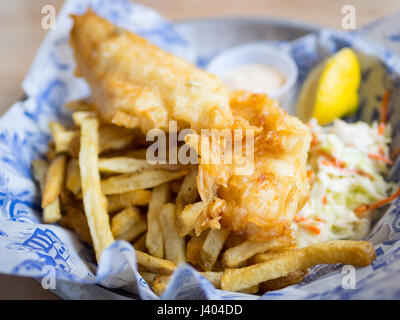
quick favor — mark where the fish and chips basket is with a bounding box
[2,0,400,299]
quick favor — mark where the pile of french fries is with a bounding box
[31,100,376,296]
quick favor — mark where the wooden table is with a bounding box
[0,0,398,300]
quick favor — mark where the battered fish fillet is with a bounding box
[70,11,311,243]
[186,91,311,242]
[70,10,232,133]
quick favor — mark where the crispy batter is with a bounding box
[70,10,233,133]
[187,91,312,242]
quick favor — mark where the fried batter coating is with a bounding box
[70,10,232,133]
[70,11,311,243]
[187,91,311,242]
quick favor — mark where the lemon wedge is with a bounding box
[297,48,361,125]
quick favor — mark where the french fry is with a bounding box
[200,229,230,271]
[68,125,139,158]
[99,157,151,173]
[224,233,246,250]
[123,148,148,159]
[42,154,67,208]
[79,117,114,262]
[66,99,95,111]
[101,169,188,195]
[135,250,176,275]
[159,203,186,265]
[221,240,376,292]
[67,132,81,158]
[211,259,225,272]
[32,159,49,188]
[111,206,147,242]
[66,159,81,195]
[32,158,62,224]
[46,142,57,161]
[107,190,152,213]
[201,271,222,288]
[259,270,306,293]
[59,205,92,244]
[98,157,181,173]
[152,271,223,296]
[152,275,170,296]
[170,179,183,194]
[251,247,296,264]
[98,125,138,154]
[195,197,226,235]
[43,198,62,224]
[238,285,260,295]
[176,201,205,237]
[133,233,146,251]
[186,231,208,265]
[146,183,169,258]
[222,236,296,268]
[49,122,77,153]
[72,111,97,126]
[140,271,158,286]
[176,167,198,214]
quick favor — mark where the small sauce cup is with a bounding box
[206,42,298,114]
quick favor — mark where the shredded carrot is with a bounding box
[307,170,315,185]
[354,204,369,217]
[341,168,374,179]
[368,187,400,212]
[294,214,306,223]
[311,133,319,147]
[354,186,400,215]
[368,153,393,165]
[321,160,374,179]
[378,123,385,135]
[321,159,331,167]
[356,169,374,179]
[294,214,321,234]
[379,90,390,127]
[304,225,321,235]
[318,150,345,168]
[322,195,327,206]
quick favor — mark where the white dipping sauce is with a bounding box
[222,63,286,95]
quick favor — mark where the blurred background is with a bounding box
[0,0,399,299]
[1,0,400,114]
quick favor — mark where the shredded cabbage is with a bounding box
[296,119,396,248]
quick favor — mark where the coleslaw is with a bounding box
[296,118,397,247]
